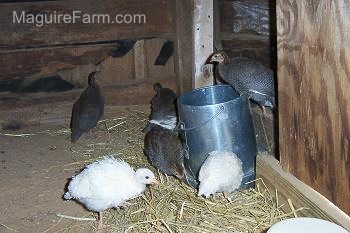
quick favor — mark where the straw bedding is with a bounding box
[3,108,303,232]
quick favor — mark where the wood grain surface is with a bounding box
[0,0,172,50]
[277,0,350,214]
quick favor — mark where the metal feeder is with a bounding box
[177,85,257,189]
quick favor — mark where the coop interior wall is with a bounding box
[1,0,348,218]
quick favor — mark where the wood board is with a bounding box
[277,0,350,214]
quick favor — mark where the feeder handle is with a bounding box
[175,105,225,132]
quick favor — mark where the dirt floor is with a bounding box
[0,105,283,233]
[0,106,149,233]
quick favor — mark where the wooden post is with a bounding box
[213,0,222,51]
[277,0,350,213]
[193,0,214,88]
[133,39,146,80]
[172,0,194,93]
[172,0,214,92]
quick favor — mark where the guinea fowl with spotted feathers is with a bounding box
[143,83,177,133]
[210,51,275,112]
[70,71,105,143]
[144,124,186,179]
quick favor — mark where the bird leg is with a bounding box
[118,201,131,209]
[87,129,95,139]
[261,106,267,116]
[97,211,108,231]
[223,192,232,203]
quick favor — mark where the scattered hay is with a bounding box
[102,177,294,233]
[5,107,300,232]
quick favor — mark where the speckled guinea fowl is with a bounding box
[143,83,177,133]
[144,124,186,179]
[210,51,275,109]
[70,71,104,143]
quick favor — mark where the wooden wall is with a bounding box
[0,0,172,78]
[0,0,177,127]
[277,0,350,214]
[217,0,277,69]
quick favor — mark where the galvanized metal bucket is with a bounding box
[177,85,257,189]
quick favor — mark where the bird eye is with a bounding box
[145,176,149,179]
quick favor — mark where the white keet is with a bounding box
[198,151,244,198]
[64,156,157,230]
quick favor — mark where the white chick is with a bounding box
[198,150,243,198]
[64,156,157,230]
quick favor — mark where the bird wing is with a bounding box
[144,129,169,173]
[67,157,141,203]
[220,58,274,96]
[198,153,223,183]
[71,87,104,132]
[199,151,242,190]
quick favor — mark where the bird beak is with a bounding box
[150,178,158,185]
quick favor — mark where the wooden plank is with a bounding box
[219,0,235,34]
[251,106,275,155]
[133,39,145,79]
[221,32,275,68]
[256,155,350,231]
[97,52,134,85]
[0,0,172,50]
[0,77,177,126]
[0,44,116,79]
[193,0,214,88]
[0,38,176,82]
[277,0,350,214]
[213,0,222,51]
[172,0,193,93]
[219,0,275,36]
[144,39,175,79]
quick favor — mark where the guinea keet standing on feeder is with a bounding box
[70,71,105,143]
[64,156,158,230]
[210,51,275,114]
[142,83,177,133]
[198,150,244,200]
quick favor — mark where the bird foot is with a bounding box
[87,130,98,139]
[119,201,131,209]
[223,192,232,203]
[97,223,109,233]
[96,212,109,232]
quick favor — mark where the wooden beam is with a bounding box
[213,0,222,51]
[221,32,275,68]
[144,39,176,79]
[172,0,193,93]
[257,155,350,231]
[193,0,214,88]
[0,44,115,79]
[0,0,172,50]
[0,38,175,83]
[0,77,177,127]
[277,0,350,213]
[219,0,274,36]
[133,40,146,79]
